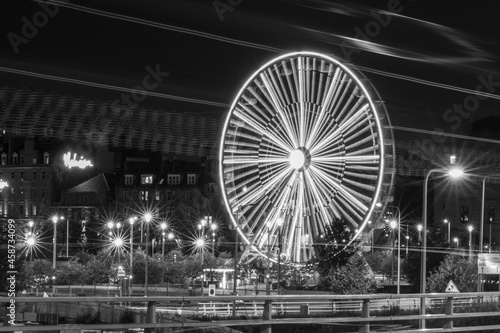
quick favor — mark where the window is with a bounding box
[122,190,130,200]
[20,171,24,181]
[32,171,37,180]
[187,174,196,184]
[19,187,24,198]
[184,207,190,218]
[141,174,153,184]
[31,187,37,199]
[460,206,469,223]
[125,174,133,185]
[140,190,149,201]
[10,188,14,198]
[41,170,46,180]
[31,204,37,216]
[41,187,45,198]
[167,174,180,184]
[19,204,24,217]
[33,154,37,164]
[12,153,18,164]
[1,153,6,165]
[155,190,160,201]
[166,190,173,200]
[43,152,49,164]
[20,155,24,164]
[11,172,15,180]
[184,190,192,201]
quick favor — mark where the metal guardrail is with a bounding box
[2,292,500,332]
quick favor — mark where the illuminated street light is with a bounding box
[128,216,137,297]
[468,225,473,260]
[51,215,64,270]
[417,224,423,243]
[144,212,153,296]
[160,222,167,257]
[420,165,463,329]
[443,219,450,244]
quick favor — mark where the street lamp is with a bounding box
[389,219,397,287]
[385,205,401,294]
[468,225,473,260]
[443,219,450,244]
[51,215,63,270]
[160,222,167,257]
[128,216,136,296]
[266,221,271,295]
[277,217,284,295]
[417,224,423,243]
[210,223,217,255]
[144,212,152,296]
[420,165,463,329]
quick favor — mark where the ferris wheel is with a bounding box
[218,51,395,263]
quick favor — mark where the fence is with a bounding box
[2,292,500,332]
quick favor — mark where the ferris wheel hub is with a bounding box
[289,147,311,171]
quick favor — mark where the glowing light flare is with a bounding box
[63,152,94,169]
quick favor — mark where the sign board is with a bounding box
[478,253,500,275]
[208,284,216,297]
[445,280,459,293]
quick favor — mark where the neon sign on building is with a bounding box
[63,152,94,169]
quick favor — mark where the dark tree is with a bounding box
[311,218,360,277]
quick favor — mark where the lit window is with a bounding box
[140,191,149,201]
[20,171,24,181]
[1,153,6,165]
[43,152,49,164]
[187,174,196,184]
[167,174,180,184]
[33,154,37,164]
[31,204,37,216]
[141,175,153,184]
[155,191,160,201]
[125,175,134,185]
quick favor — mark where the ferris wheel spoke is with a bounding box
[233,109,293,153]
[260,71,300,148]
[309,103,369,155]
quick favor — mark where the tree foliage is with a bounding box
[311,218,360,277]
[18,259,53,289]
[56,260,87,285]
[318,252,380,294]
[427,254,478,293]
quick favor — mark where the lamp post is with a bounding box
[211,223,217,255]
[266,221,271,295]
[389,219,397,287]
[468,225,473,261]
[144,212,152,296]
[51,215,63,270]
[417,224,423,243]
[129,216,136,297]
[160,222,167,257]
[277,217,284,295]
[443,219,450,244]
[385,205,401,294]
[420,166,463,329]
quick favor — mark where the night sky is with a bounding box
[1,0,500,142]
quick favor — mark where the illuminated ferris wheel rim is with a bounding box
[218,51,388,260]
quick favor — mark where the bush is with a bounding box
[76,307,101,324]
[119,309,135,323]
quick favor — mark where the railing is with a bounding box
[2,292,500,332]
